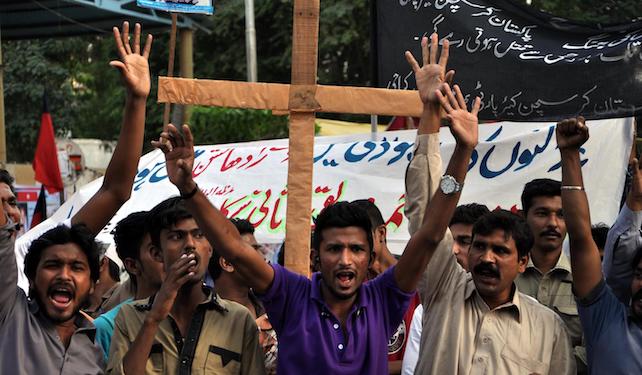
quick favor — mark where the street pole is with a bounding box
[244,0,258,82]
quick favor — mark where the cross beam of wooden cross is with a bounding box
[158,0,423,276]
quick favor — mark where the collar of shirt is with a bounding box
[464,278,522,323]
[135,286,228,313]
[526,252,572,279]
[309,272,368,318]
[27,299,98,342]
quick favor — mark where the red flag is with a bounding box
[30,185,47,229]
[33,94,64,193]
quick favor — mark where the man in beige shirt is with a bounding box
[404,34,574,375]
[516,179,585,369]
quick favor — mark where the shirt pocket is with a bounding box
[205,345,242,374]
[146,343,164,374]
[501,344,549,375]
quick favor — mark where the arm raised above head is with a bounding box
[153,124,275,294]
[73,22,153,235]
[556,117,603,299]
[395,84,480,293]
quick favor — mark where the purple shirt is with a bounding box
[259,264,412,375]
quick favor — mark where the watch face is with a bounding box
[441,176,456,194]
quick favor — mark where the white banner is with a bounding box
[137,0,214,15]
[24,118,634,256]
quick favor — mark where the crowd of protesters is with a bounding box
[0,22,640,375]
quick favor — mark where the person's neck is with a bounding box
[482,285,515,310]
[320,283,358,327]
[530,247,562,275]
[215,276,255,317]
[88,278,117,310]
[134,280,159,300]
[170,281,207,326]
[381,245,398,270]
[55,318,77,349]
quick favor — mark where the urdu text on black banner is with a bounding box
[375,0,642,121]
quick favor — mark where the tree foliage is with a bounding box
[522,0,642,24]
[2,0,640,162]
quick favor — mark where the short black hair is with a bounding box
[231,218,254,235]
[107,258,121,282]
[0,169,15,194]
[450,203,490,227]
[312,201,373,256]
[113,211,149,262]
[351,199,385,228]
[24,224,101,283]
[591,223,610,250]
[147,197,193,248]
[472,210,533,258]
[521,178,561,215]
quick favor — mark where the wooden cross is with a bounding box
[158,0,424,276]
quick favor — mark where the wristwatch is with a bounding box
[440,175,463,195]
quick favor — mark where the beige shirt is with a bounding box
[515,253,583,349]
[106,290,265,375]
[406,134,574,375]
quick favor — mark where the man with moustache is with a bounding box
[516,179,585,369]
[107,198,264,374]
[557,117,642,373]
[403,34,573,375]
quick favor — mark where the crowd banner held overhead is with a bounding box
[375,0,642,121]
[137,0,214,15]
[23,119,633,255]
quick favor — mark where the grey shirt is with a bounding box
[603,203,642,304]
[0,219,104,374]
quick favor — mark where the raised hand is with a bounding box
[556,117,588,151]
[110,22,153,98]
[147,254,196,323]
[436,83,480,149]
[152,124,196,193]
[405,33,455,105]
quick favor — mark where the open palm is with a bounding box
[110,22,153,98]
[405,33,454,105]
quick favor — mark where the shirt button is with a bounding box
[482,337,490,343]
[333,323,339,330]
[477,357,484,363]
[338,344,344,350]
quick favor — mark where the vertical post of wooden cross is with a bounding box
[284,0,320,276]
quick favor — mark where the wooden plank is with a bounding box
[158,77,424,117]
[284,0,320,276]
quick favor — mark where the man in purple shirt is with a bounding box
[153,52,480,372]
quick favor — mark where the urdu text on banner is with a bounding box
[376,0,642,121]
[21,118,633,256]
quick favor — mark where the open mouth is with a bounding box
[48,286,74,310]
[475,269,499,283]
[336,271,356,288]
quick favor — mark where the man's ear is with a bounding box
[99,256,108,272]
[376,225,387,243]
[150,245,164,263]
[123,258,140,276]
[219,257,235,273]
[518,253,529,273]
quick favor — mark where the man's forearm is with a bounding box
[417,103,441,135]
[560,149,602,298]
[0,218,17,319]
[72,94,147,234]
[102,94,146,200]
[396,144,473,291]
[182,186,275,293]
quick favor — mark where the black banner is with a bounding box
[375,0,642,121]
